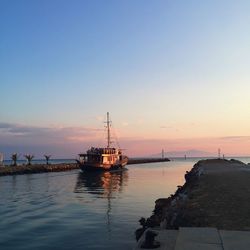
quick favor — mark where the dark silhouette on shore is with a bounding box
[24,154,34,165]
[44,155,51,165]
[11,153,19,166]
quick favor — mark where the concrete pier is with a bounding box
[135,159,250,249]
[135,227,250,250]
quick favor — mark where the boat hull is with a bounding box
[78,158,128,172]
[79,164,123,172]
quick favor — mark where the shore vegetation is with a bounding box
[44,155,52,165]
[24,154,34,166]
[11,153,19,166]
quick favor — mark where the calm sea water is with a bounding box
[1,157,249,250]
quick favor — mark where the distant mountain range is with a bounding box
[151,149,215,158]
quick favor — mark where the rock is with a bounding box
[140,230,160,249]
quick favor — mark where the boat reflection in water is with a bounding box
[75,169,128,196]
[74,170,129,233]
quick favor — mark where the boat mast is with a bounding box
[107,112,111,148]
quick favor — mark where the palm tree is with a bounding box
[11,153,19,166]
[44,155,51,165]
[24,154,34,166]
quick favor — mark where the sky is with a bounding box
[1,0,250,158]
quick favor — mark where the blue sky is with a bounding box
[1,0,250,157]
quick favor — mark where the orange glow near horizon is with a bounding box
[117,136,250,157]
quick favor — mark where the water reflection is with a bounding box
[74,170,129,235]
[74,170,129,197]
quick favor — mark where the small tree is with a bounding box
[24,154,34,166]
[11,153,19,166]
[44,155,51,165]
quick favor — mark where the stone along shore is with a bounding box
[0,163,79,176]
[136,158,250,240]
[0,157,170,176]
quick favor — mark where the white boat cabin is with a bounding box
[79,147,122,165]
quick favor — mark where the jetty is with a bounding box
[135,158,250,249]
[0,157,170,176]
[0,163,79,176]
[127,157,170,165]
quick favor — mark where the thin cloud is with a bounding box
[136,119,144,125]
[1,123,250,157]
[219,136,250,141]
[0,122,103,142]
[160,126,168,129]
[122,122,129,127]
[160,125,176,129]
[95,115,105,121]
[0,123,13,129]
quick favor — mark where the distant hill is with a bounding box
[151,149,215,158]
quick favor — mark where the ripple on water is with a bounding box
[0,161,196,249]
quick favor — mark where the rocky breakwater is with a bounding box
[0,157,170,177]
[0,163,79,176]
[127,158,170,165]
[135,158,250,240]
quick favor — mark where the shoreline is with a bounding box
[0,163,79,176]
[0,157,170,176]
[136,158,250,240]
[127,157,170,165]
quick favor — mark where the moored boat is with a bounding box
[77,112,128,171]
